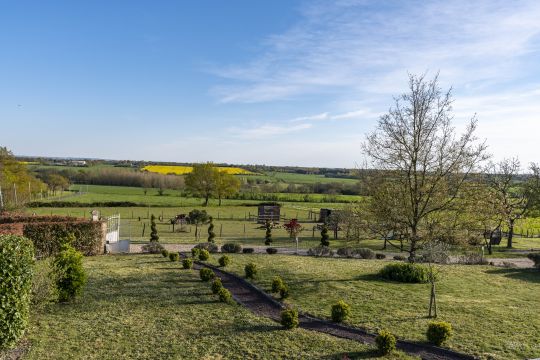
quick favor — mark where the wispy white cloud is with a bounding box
[290,109,381,122]
[228,123,312,139]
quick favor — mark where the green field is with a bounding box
[244,171,359,185]
[206,254,540,360]
[19,255,413,360]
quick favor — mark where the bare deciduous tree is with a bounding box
[363,73,488,261]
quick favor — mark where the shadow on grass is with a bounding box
[485,268,540,283]
[320,350,382,359]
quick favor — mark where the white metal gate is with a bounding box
[106,214,120,243]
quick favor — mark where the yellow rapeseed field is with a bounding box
[142,165,254,175]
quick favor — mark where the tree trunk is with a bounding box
[204,194,209,206]
[218,196,222,206]
[409,227,418,263]
[507,219,514,248]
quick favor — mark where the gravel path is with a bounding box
[191,259,477,360]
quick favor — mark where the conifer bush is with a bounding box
[331,300,351,323]
[53,242,87,302]
[182,258,193,269]
[198,249,210,261]
[375,330,396,355]
[218,255,230,267]
[427,321,453,346]
[280,308,299,329]
[244,262,257,279]
[199,268,215,282]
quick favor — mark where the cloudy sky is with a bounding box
[1,0,540,167]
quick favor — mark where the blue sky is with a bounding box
[1,0,540,168]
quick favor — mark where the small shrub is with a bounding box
[193,242,219,253]
[161,249,169,258]
[242,248,255,254]
[393,255,406,261]
[211,278,223,294]
[375,253,386,259]
[354,248,376,259]
[54,243,87,302]
[141,241,164,254]
[0,235,34,349]
[458,252,487,265]
[199,268,215,282]
[191,247,201,258]
[280,308,299,329]
[182,258,193,269]
[307,245,334,257]
[221,242,242,253]
[527,253,540,269]
[331,300,351,323]
[218,255,231,267]
[375,329,396,355]
[168,252,179,262]
[266,247,278,254]
[244,262,257,279]
[198,249,210,261]
[271,276,284,293]
[336,247,354,258]
[379,262,429,283]
[279,284,290,299]
[31,259,59,309]
[426,321,452,346]
[217,287,232,304]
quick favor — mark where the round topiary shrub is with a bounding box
[375,329,396,355]
[266,247,278,254]
[527,253,540,269]
[271,276,284,293]
[244,262,257,279]
[221,242,242,253]
[375,253,386,259]
[193,242,219,253]
[280,308,299,329]
[211,278,223,294]
[54,243,87,302]
[379,262,430,283]
[331,300,351,323]
[182,258,193,269]
[354,248,375,259]
[218,287,232,304]
[161,249,169,258]
[191,247,201,258]
[198,249,210,261]
[393,255,406,261]
[218,255,231,267]
[242,248,255,254]
[0,235,34,349]
[279,284,290,299]
[199,268,215,282]
[168,252,179,262]
[426,321,453,346]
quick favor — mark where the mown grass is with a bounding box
[21,255,414,360]
[207,254,540,360]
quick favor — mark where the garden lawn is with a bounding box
[22,254,413,360]
[207,254,540,360]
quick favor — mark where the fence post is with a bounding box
[220,224,223,238]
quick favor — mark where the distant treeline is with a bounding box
[34,168,184,189]
[243,179,365,196]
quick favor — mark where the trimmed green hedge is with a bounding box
[23,221,104,258]
[379,262,430,283]
[0,235,34,349]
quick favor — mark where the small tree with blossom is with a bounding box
[283,219,303,254]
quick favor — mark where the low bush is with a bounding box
[199,268,215,282]
[379,262,429,283]
[198,249,210,261]
[527,253,540,269]
[211,278,223,294]
[375,253,386,259]
[193,242,219,253]
[375,329,396,355]
[271,276,284,293]
[266,247,278,254]
[336,247,354,258]
[393,255,406,261]
[191,247,201,258]
[168,252,179,262]
[0,235,34,349]
[245,262,257,279]
[161,249,169,258]
[218,287,232,304]
[426,321,452,346]
[182,258,193,269]
[218,255,231,267]
[307,245,334,257]
[242,248,255,254]
[279,284,290,299]
[142,241,164,254]
[458,252,487,265]
[280,308,299,329]
[331,300,351,323]
[354,248,375,259]
[31,259,59,309]
[53,242,87,302]
[221,243,242,253]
